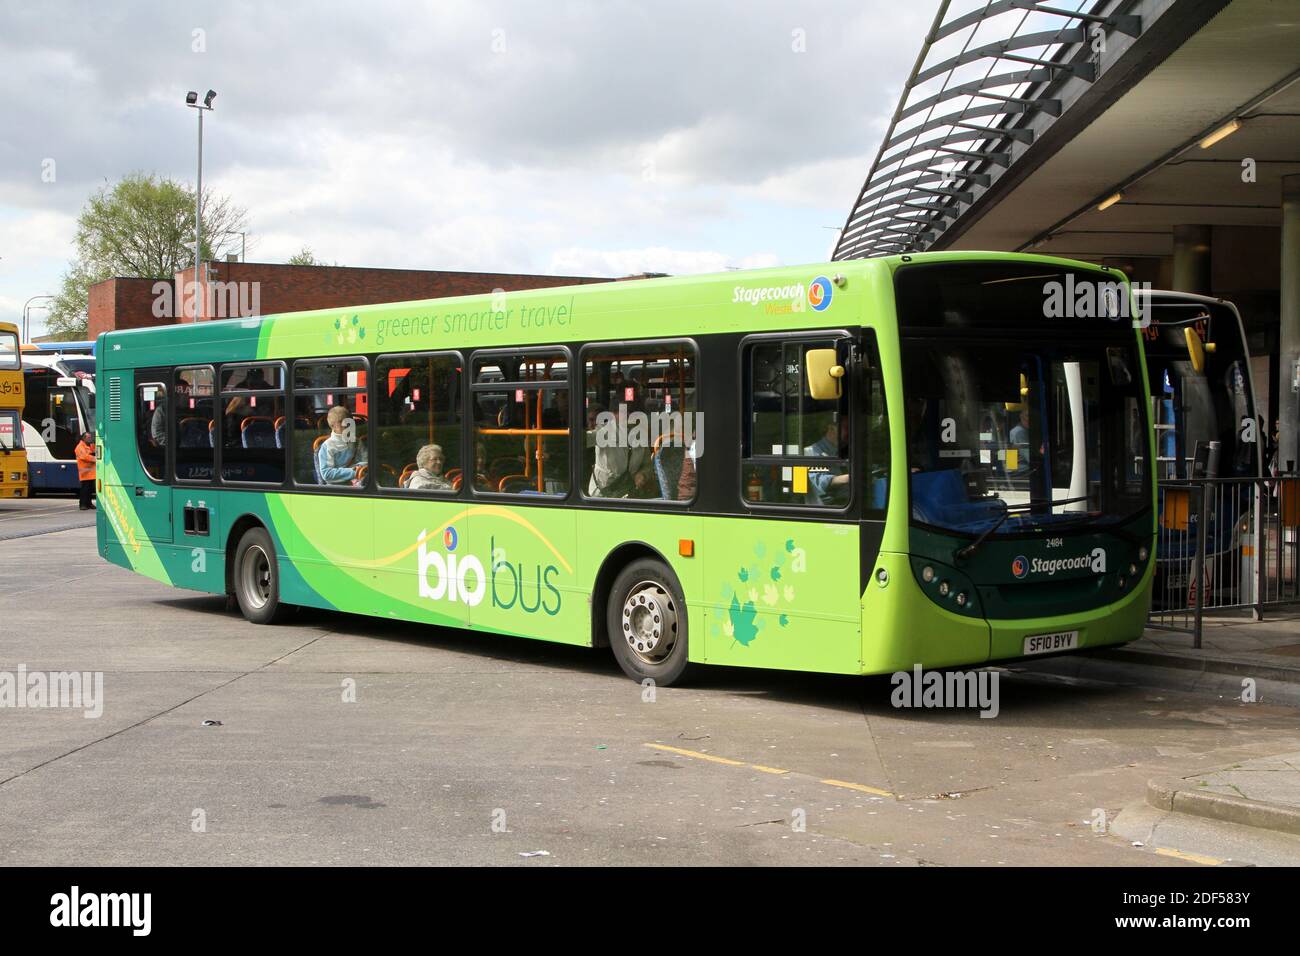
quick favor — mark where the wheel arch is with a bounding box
[589,540,679,648]
[224,512,268,597]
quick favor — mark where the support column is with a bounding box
[1279,176,1300,474]
[1172,224,1213,294]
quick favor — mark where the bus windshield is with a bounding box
[897,262,1150,538]
[904,342,1149,535]
[0,330,18,369]
[1143,299,1257,479]
[0,409,22,451]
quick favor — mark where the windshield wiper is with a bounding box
[953,495,1091,562]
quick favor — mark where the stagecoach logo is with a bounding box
[1012,548,1108,578]
[808,275,833,312]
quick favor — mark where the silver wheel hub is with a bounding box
[240,544,272,610]
[621,581,678,664]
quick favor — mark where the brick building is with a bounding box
[87,261,620,339]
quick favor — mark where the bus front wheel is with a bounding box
[607,558,690,686]
[233,526,288,625]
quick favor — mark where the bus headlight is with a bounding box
[938,580,951,597]
[1138,546,1149,561]
[921,566,935,583]
[1129,563,1138,576]
[1118,576,1126,588]
[955,592,968,607]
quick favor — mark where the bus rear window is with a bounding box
[0,331,17,369]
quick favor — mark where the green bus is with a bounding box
[95,252,1156,685]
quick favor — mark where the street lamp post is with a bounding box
[22,294,54,343]
[185,89,217,321]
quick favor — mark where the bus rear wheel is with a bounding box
[233,526,288,625]
[607,558,690,686]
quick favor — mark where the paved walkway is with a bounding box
[1099,610,1300,683]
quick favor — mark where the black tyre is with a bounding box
[607,557,690,686]
[232,526,288,624]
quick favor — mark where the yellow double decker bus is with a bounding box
[0,322,28,498]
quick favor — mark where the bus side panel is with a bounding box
[860,550,991,673]
[702,516,862,674]
[97,369,175,586]
[468,503,583,645]
[369,494,474,629]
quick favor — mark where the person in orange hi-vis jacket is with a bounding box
[75,431,97,511]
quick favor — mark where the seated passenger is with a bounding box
[804,420,849,505]
[317,405,367,484]
[585,403,651,498]
[406,443,451,491]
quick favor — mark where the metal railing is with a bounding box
[1149,476,1300,645]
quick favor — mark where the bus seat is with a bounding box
[312,434,329,484]
[653,435,685,500]
[207,420,216,447]
[910,469,968,525]
[870,476,888,510]
[399,464,417,488]
[178,417,206,448]
[241,416,276,449]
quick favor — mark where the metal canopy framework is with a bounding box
[833,0,1144,260]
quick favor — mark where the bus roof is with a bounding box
[98,252,1121,370]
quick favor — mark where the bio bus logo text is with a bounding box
[416,526,562,616]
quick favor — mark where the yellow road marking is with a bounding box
[645,743,746,766]
[1154,847,1223,866]
[643,743,892,795]
[820,778,894,797]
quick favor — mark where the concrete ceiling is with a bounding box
[944,0,1300,261]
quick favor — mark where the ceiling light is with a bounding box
[1097,191,1124,212]
[1199,118,1241,149]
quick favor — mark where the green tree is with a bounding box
[286,246,340,267]
[45,173,247,338]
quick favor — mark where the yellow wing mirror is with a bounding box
[1004,373,1029,411]
[805,348,845,400]
[1184,327,1216,373]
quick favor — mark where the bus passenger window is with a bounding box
[375,353,461,491]
[173,366,215,482]
[472,350,568,495]
[219,363,285,483]
[581,341,696,502]
[136,380,167,482]
[293,360,368,487]
[742,338,849,507]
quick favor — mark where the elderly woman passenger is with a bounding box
[406,443,452,490]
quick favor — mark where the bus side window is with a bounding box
[173,366,216,482]
[472,350,568,496]
[292,359,368,488]
[741,337,849,508]
[137,381,168,482]
[375,353,461,491]
[582,341,696,502]
[219,363,286,484]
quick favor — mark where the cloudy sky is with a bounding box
[0,1,935,337]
